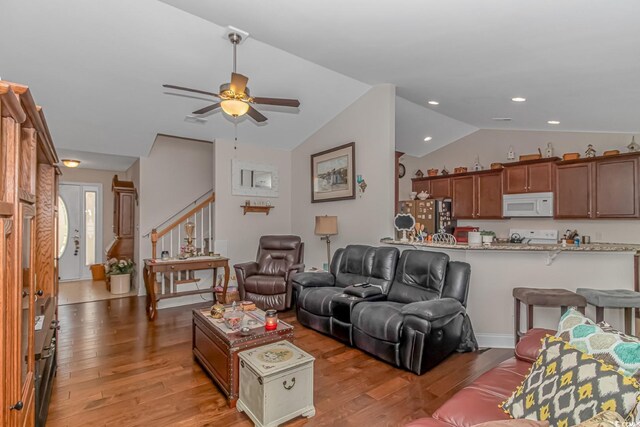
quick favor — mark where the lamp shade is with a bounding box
[220,99,250,117]
[315,215,338,236]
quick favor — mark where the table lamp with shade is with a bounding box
[315,215,338,270]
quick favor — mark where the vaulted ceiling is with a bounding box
[2,0,639,167]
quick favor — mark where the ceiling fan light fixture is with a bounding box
[61,159,81,168]
[221,99,250,117]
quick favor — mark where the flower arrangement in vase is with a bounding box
[106,258,135,294]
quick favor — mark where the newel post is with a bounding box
[151,228,158,260]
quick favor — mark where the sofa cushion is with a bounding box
[387,251,449,304]
[516,328,556,363]
[243,275,286,295]
[297,287,343,316]
[351,301,405,343]
[557,308,640,380]
[502,335,640,425]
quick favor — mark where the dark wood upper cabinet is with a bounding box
[452,176,475,219]
[476,172,503,218]
[412,179,430,195]
[527,162,555,193]
[594,157,639,218]
[503,164,528,194]
[451,171,502,220]
[555,163,592,218]
[429,177,451,198]
[503,158,558,194]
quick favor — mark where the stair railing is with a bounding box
[149,191,215,260]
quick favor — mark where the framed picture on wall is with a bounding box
[310,142,356,203]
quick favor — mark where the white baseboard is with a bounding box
[476,333,514,349]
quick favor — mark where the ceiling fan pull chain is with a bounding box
[234,119,238,152]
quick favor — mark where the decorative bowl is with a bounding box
[427,168,439,177]
[410,191,417,200]
[417,191,429,200]
[223,310,245,330]
[563,153,580,161]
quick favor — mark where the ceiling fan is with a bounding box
[163,32,300,123]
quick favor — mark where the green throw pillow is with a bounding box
[557,309,640,380]
[501,335,640,426]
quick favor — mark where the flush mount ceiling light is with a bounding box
[427,101,439,105]
[61,159,81,168]
[547,120,560,125]
[511,97,526,102]
[424,136,433,142]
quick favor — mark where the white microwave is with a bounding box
[503,192,554,217]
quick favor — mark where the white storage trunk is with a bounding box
[237,340,315,427]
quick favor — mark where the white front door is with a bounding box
[58,183,102,281]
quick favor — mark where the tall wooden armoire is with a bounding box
[106,175,136,261]
[1,80,60,427]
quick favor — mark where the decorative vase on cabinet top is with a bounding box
[417,191,429,200]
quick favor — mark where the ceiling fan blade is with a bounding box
[252,97,300,108]
[229,73,249,94]
[247,105,267,122]
[192,103,221,115]
[163,84,219,98]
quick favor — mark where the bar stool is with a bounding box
[576,288,640,335]
[513,287,586,344]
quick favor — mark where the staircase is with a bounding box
[149,190,215,260]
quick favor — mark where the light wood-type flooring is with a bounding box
[48,297,512,426]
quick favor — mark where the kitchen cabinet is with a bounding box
[555,153,639,219]
[411,176,451,198]
[555,163,592,218]
[452,171,502,219]
[503,158,558,194]
[428,177,451,198]
[594,156,639,218]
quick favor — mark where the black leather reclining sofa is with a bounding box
[293,245,474,375]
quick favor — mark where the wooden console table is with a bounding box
[143,257,230,320]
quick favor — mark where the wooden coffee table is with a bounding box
[192,307,294,408]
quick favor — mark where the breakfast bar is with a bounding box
[381,238,640,347]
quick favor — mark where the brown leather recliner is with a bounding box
[234,235,304,311]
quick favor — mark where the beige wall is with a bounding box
[415,129,640,243]
[59,167,125,262]
[291,85,396,268]
[213,139,293,271]
[135,135,214,293]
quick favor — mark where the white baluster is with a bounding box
[200,208,204,254]
[170,229,173,258]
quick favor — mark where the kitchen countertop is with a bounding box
[380,238,640,253]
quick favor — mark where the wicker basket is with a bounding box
[215,288,240,305]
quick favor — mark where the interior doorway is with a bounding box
[58,183,102,281]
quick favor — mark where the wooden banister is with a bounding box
[151,193,215,259]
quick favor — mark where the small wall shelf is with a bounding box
[241,205,274,215]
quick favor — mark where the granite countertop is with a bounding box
[380,238,640,253]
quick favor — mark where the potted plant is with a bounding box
[480,230,496,245]
[106,258,135,294]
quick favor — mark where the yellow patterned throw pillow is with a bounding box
[501,336,640,426]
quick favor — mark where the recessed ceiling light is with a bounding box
[547,120,560,125]
[427,101,439,106]
[492,117,512,121]
[511,97,526,102]
[61,159,81,168]
[424,136,433,142]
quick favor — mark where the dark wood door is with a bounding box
[503,165,527,194]
[595,157,639,218]
[527,162,554,193]
[452,176,475,219]
[118,192,135,238]
[555,163,592,218]
[476,172,503,218]
[429,178,451,198]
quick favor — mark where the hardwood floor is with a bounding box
[48,297,512,427]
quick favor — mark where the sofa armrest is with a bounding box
[343,285,383,299]
[234,261,259,283]
[291,272,335,288]
[285,263,305,281]
[401,298,465,328]
[515,328,555,363]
